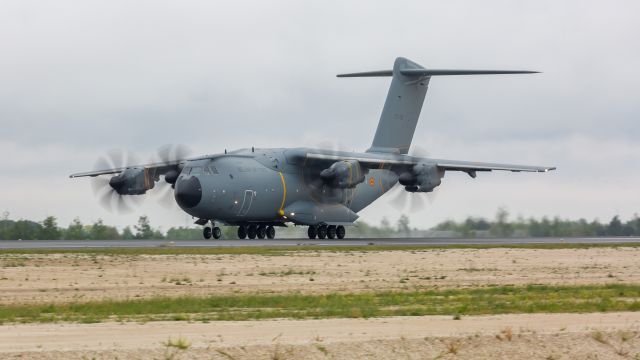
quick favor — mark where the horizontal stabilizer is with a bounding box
[401,69,539,76]
[338,69,538,77]
[337,70,393,77]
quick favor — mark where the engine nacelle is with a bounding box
[164,169,180,185]
[398,163,444,193]
[319,160,365,188]
[109,168,155,195]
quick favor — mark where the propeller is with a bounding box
[90,149,143,213]
[150,144,193,208]
[386,145,439,212]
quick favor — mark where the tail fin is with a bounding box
[338,57,538,154]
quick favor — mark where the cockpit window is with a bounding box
[187,166,218,175]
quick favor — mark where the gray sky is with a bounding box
[1,0,638,230]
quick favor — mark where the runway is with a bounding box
[1,237,639,250]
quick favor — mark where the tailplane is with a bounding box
[338,57,538,154]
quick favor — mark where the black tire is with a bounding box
[237,226,247,239]
[203,227,212,239]
[327,225,337,239]
[317,225,327,239]
[212,227,222,239]
[307,226,317,239]
[248,225,257,239]
[336,225,346,239]
[257,225,266,239]
[266,226,275,239]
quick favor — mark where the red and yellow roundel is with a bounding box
[368,177,375,187]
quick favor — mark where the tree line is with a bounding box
[0,209,638,240]
[432,208,640,237]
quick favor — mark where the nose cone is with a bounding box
[175,176,202,208]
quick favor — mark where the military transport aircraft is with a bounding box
[70,57,555,240]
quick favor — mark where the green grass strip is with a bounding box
[2,241,640,256]
[1,284,639,324]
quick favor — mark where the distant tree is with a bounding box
[39,216,61,240]
[152,229,165,239]
[221,226,237,239]
[490,207,513,237]
[397,215,411,236]
[135,216,154,239]
[11,220,42,240]
[627,214,640,236]
[166,227,201,240]
[0,211,11,240]
[379,217,394,236]
[607,216,623,236]
[121,226,135,240]
[65,217,87,240]
[89,219,120,240]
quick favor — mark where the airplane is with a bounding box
[70,57,555,240]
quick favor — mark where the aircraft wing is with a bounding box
[69,160,184,178]
[430,159,555,173]
[68,153,255,178]
[302,151,555,175]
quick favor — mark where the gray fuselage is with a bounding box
[173,148,398,226]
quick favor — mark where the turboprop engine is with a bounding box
[109,168,155,195]
[319,160,366,188]
[398,163,444,193]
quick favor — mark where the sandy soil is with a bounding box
[1,247,639,304]
[1,312,639,359]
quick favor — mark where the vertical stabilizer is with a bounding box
[337,57,538,155]
[368,57,429,154]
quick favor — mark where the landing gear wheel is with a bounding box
[257,225,266,239]
[203,226,212,239]
[307,226,317,239]
[327,225,337,239]
[247,224,257,239]
[212,226,222,239]
[266,226,276,239]
[336,225,346,239]
[237,226,247,239]
[317,225,327,239]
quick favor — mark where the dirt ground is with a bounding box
[1,312,639,359]
[0,247,639,304]
[2,247,640,359]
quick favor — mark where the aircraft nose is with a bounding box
[175,176,202,208]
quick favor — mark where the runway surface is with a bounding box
[1,237,640,249]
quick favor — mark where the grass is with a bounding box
[164,337,191,350]
[2,241,640,256]
[0,284,639,324]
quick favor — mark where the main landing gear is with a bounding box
[308,225,345,239]
[237,225,276,240]
[203,226,222,239]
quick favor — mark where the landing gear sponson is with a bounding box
[307,225,345,239]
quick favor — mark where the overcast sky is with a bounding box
[1,0,638,230]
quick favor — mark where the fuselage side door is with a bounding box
[237,190,255,216]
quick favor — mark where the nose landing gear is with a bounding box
[203,226,222,239]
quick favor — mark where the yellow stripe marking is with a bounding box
[278,172,287,216]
